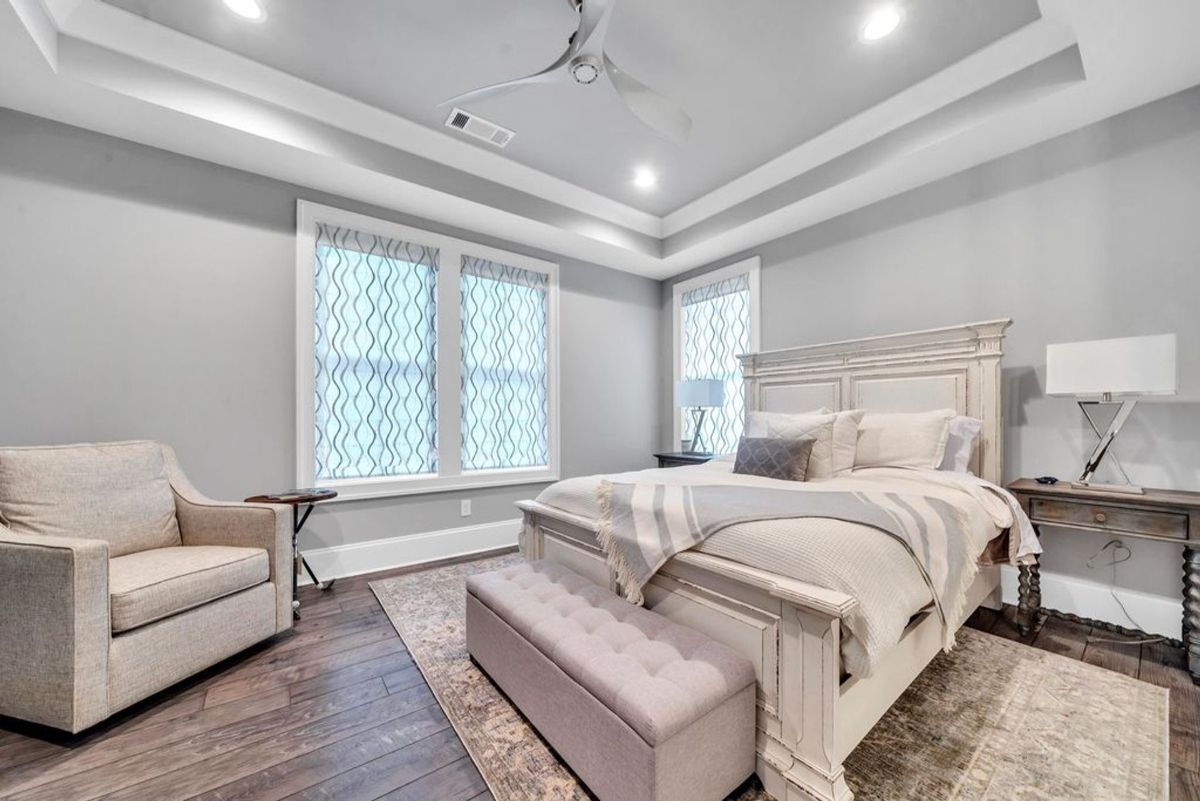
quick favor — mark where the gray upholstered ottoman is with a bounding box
[466,560,756,801]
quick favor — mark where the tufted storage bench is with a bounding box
[465,560,756,801]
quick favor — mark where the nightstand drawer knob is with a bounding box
[1094,512,1107,524]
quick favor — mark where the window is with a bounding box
[312,223,439,481]
[460,257,550,471]
[297,201,558,499]
[671,257,760,454]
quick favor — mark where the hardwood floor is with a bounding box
[964,605,1200,800]
[0,562,1194,800]
[0,566,492,801]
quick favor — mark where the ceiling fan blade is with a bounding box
[439,47,572,108]
[573,0,615,59]
[604,55,692,141]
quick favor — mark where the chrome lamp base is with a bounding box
[687,407,710,454]
[1073,399,1144,495]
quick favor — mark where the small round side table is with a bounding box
[244,487,338,618]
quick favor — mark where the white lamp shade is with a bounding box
[1045,334,1177,397]
[676,379,726,408]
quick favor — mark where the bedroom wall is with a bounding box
[660,85,1200,638]
[0,108,661,562]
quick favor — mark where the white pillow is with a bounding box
[830,410,866,475]
[938,416,982,473]
[854,409,956,470]
[745,409,864,478]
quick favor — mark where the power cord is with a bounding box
[1084,538,1164,646]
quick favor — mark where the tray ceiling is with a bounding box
[101,0,1042,216]
[4,0,1200,279]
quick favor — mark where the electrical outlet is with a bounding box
[460,499,472,517]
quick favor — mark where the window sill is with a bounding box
[313,468,561,502]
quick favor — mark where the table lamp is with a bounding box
[676,379,726,454]
[1046,333,1177,494]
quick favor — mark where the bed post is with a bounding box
[762,605,853,801]
[969,319,1009,486]
[518,511,543,560]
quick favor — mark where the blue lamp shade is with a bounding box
[676,379,726,408]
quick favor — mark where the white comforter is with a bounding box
[536,461,1038,677]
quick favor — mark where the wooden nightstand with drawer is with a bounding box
[1007,478,1200,683]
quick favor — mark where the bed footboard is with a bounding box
[518,499,860,801]
[517,499,1001,801]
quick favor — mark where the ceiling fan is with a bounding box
[439,0,692,142]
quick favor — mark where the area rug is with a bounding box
[371,554,1169,801]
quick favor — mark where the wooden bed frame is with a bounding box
[516,319,1012,801]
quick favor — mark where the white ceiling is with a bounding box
[3,0,1200,279]
[99,0,1041,216]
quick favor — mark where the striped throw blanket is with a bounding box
[597,481,976,649]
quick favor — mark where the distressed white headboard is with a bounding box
[738,319,1012,484]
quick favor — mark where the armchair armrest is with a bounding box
[162,447,292,632]
[0,522,110,733]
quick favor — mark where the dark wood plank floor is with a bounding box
[964,605,1200,800]
[0,562,494,801]
[0,562,1194,800]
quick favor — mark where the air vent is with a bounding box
[444,108,515,149]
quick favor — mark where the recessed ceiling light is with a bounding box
[633,167,657,190]
[861,6,903,41]
[223,0,265,22]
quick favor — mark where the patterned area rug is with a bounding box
[371,554,1169,801]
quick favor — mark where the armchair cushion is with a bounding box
[0,441,181,557]
[109,545,269,633]
[164,445,293,633]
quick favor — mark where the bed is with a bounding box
[516,319,1013,801]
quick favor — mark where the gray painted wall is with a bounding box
[661,86,1200,617]
[0,108,662,552]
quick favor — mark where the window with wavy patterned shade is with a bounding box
[312,224,439,481]
[297,202,559,499]
[674,259,759,455]
[460,257,550,471]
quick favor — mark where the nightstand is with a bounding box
[654,452,713,468]
[1007,478,1200,683]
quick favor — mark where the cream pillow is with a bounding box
[746,409,865,478]
[0,440,181,557]
[830,410,866,475]
[938,415,983,473]
[746,410,860,479]
[854,409,956,470]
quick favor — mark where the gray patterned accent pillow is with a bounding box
[732,436,816,482]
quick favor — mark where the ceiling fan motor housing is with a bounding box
[570,55,602,84]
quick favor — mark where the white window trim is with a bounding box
[670,256,761,449]
[296,199,560,501]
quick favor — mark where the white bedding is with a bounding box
[536,461,1035,677]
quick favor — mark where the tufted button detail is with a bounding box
[466,559,756,745]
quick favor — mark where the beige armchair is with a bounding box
[0,440,292,733]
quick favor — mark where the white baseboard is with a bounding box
[999,565,1180,639]
[296,518,521,586]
